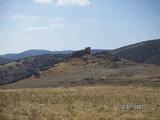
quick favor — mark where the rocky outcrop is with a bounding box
[71,47,91,57]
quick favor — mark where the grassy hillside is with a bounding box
[1,39,160,87]
[112,39,160,65]
[1,53,160,89]
[0,85,160,120]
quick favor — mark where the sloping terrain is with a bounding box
[0,57,12,65]
[0,49,111,62]
[1,39,160,88]
[0,50,53,60]
[112,39,160,65]
[1,53,160,89]
[0,54,67,85]
[0,50,74,61]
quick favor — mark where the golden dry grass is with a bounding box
[0,85,160,120]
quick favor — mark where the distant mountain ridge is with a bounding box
[0,50,53,60]
[1,39,160,65]
[112,39,160,65]
[0,57,12,65]
[0,49,73,61]
[0,49,106,64]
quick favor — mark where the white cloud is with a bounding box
[56,0,90,6]
[25,17,64,31]
[25,26,51,31]
[53,17,64,23]
[34,0,53,4]
[12,14,38,20]
[12,14,25,19]
[34,0,90,6]
[25,24,63,31]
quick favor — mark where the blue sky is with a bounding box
[0,0,160,54]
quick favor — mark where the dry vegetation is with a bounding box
[0,85,160,120]
[1,55,160,89]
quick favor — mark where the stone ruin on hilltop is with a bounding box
[71,47,91,57]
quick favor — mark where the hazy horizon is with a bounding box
[0,38,159,56]
[0,0,160,54]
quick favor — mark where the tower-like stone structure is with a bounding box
[85,47,91,54]
[71,47,91,57]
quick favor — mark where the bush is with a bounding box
[34,72,41,78]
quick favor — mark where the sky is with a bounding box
[0,0,160,55]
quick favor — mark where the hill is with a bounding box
[1,52,160,89]
[0,57,12,65]
[0,50,74,61]
[112,39,160,65]
[0,49,110,61]
[0,54,68,85]
[1,39,160,88]
[0,50,53,60]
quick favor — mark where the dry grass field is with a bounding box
[0,85,160,120]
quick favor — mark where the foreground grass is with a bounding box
[0,85,160,120]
